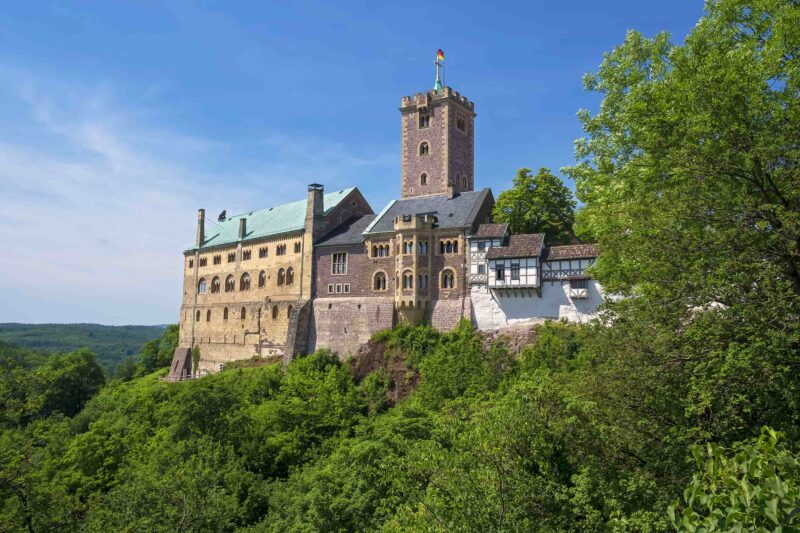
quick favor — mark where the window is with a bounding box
[418,274,429,289]
[196,310,201,321]
[403,241,414,255]
[206,309,211,322]
[272,305,278,319]
[277,268,285,286]
[213,255,221,265]
[462,176,467,189]
[343,283,350,294]
[569,279,589,299]
[188,259,194,268]
[419,142,429,156]
[199,257,207,267]
[446,241,453,254]
[453,241,458,253]
[511,263,520,281]
[227,252,236,263]
[335,283,342,293]
[259,247,268,258]
[242,249,251,261]
[478,241,486,251]
[478,264,485,275]
[456,112,466,132]
[223,307,228,320]
[241,306,246,320]
[419,114,430,128]
[287,305,293,317]
[258,270,266,288]
[240,272,251,291]
[276,244,286,256]
[420,173,427,185]
[328,283,335,294]
[211,276,221,293]
[198,278,207,294]
[496,264,505,281]
[418,241,428,254]
[402,271,413,289]
[286,267,294,285]
[441,270,455,289]
[374,272,387,291]
[225,275,235,292]
[332,253,347,274]
[294,242,301,253]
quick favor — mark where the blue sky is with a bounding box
[0,0,704,325]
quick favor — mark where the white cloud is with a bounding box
[0,68,394,324]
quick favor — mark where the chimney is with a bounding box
[196,209,205,247]
[446,181,456,199]
[307,183,324,219]
[238,218,247,239]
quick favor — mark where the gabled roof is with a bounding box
[316,214,376,247]
[364,189,491,235]
[486,234,545,260]
[188,187,356,251]
[543,244,599,260]
[471,223,509,239]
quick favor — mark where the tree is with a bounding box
[492,167,576,244]
[34,348,105,418]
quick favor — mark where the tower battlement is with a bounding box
[400,87,475,113]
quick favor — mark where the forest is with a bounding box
[1,0,799,530]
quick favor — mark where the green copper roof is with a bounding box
[188,187,355,252]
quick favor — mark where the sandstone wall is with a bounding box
[308,297,395,358]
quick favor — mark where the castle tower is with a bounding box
[400,50,475,198]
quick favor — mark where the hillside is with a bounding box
[0,323,166,370]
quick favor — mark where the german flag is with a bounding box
[437,49,444,61]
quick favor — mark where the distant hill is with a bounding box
[0,323,167,370]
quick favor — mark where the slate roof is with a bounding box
[472,223,509,239]
[485,234,545,259]
[543,244,599,260]
[187,188,356,252]
[364,189,491,235]
[316,214,376,247]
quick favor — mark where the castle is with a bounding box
[168,61,603,379]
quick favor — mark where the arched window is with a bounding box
[211,276,220,293]
[287,305,293,318]
[286,267,294,285]
[258,270,266,288]
[223,307,228,320]
[225,275,235,292]
[446,241,453,253]
[241,306,246,320]
[403,241,413,254]
[240,272,250,291]
[374,271,387,291]
[277,268,285,286]
[272,305,278,319]
[206,309,211,322]
[453,240,458,253]
[418,273,429,289]
[372,245,378,257]
[195,310,201,321]
[462,176,467,189]
[384,244,390,256]
[420,173,427,185]
[402,271,414,289]
[418,241,428,254]
[198,278,207,294]
[419,142,429,156]
[441,269,455,289]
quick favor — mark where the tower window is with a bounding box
[211,276,220,293]
[286,267,294,285]
[188,259,194,268]
[456,112,466,132]
[420,173,427,186]
[197,278,207,294]
[258,270,266,288]
[462,175,467,189]
[206,309,211,322]
[419,114,430,128]
[240,272,250,291]
[199,257,207,267]
[419,142,429,156]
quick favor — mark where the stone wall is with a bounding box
[470,280,604,330]
[429,296,471,330]
[307,297,395,358]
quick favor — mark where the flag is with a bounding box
[437,49,444,62]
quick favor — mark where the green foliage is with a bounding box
[0,323,165,370]
[492,167,576,244]
[373,322,441,368]
[669,427,800,531]
[191,345,200,375]
[136,324,179,376]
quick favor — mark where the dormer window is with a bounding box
[419,114,430,128]
[419,142,429,156]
